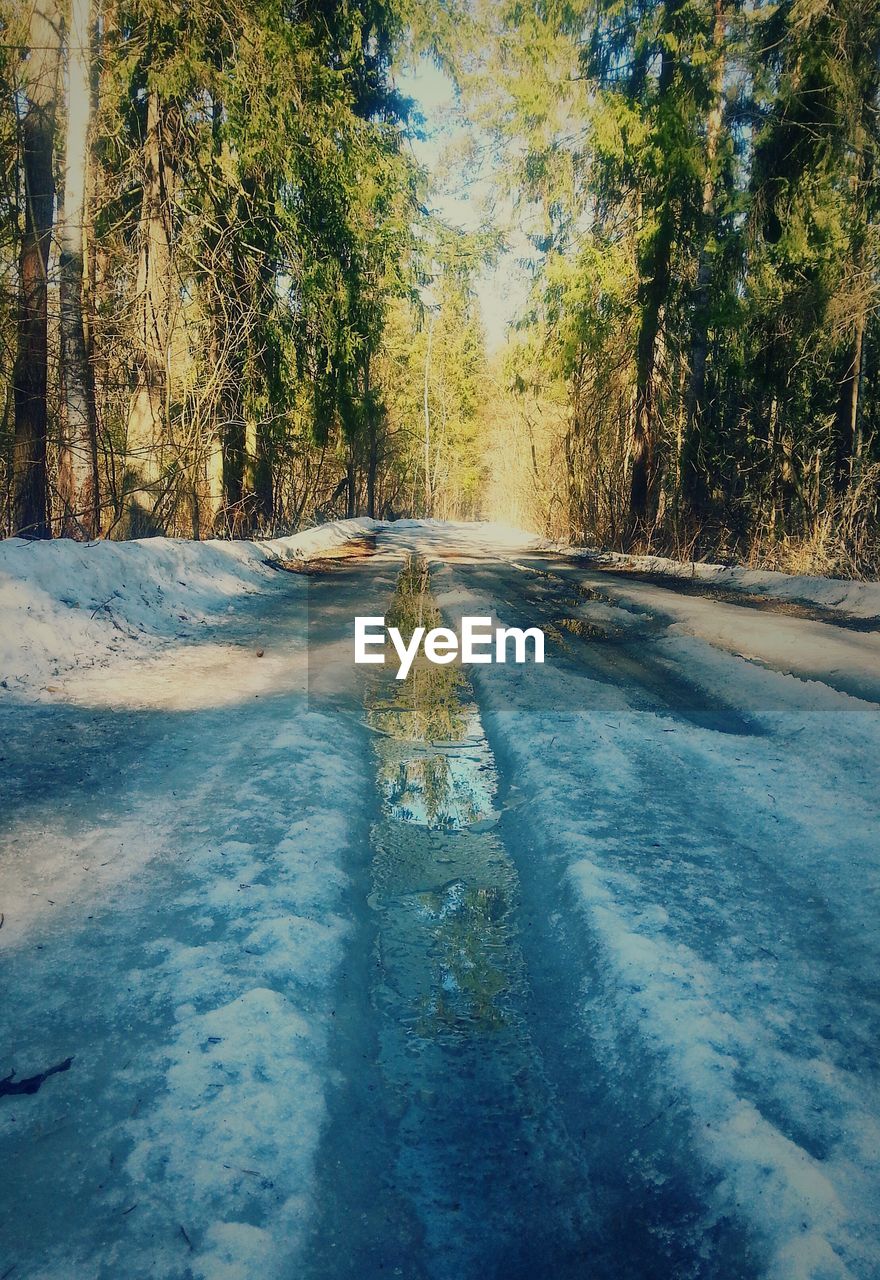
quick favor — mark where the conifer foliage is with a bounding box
[1,0,878,571]
[474,0,880,568]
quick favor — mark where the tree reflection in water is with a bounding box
[356,556,589,1276]
[366,555,489,830]
[364,552,512,1038]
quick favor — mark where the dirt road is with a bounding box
[2,522,878,1280]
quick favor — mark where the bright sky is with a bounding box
[395,57,533,356]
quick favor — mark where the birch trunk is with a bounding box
[58,0,100,537]
[12,0,62,539]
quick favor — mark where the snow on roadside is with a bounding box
[566,547,880,619]
[371,514,880,621]
[118,778,359,1280]
[432,563,880,1280]
[0,518,377,695]
[554,571,880,705]
[0,607,370,1279]
[1,518,377,1278]
[394,515,880,619]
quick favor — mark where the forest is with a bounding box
[2,0,879,573]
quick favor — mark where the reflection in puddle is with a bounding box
[362,556,588,1276]
[369,704,495,830]
[514,563,607,603]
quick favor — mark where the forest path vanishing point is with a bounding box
[1,521,879,1280]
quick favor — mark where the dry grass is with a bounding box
[747,467,880,580]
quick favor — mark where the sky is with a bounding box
[394,58,533,356]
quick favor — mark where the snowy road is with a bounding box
[1,521,878,1280]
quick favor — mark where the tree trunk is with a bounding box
[423,310,433,517]
[833,136,873,497]
[58,0,100,538]
[346,451,356,518]
[242,264,275,532]
[366,432,378,519]
[224,415,246,535]
[126,89,173,535]
[833,312,865,496]
[206,428,225,535]
[627,9,681,541]
[245,416,273,532]
[12,0,62,539]
[681,0,726,519]
[365,352,378,518]
[630,204,674,535]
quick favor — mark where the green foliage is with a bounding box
[378,220,492,518]
[2,0,877,560]
[458,0,880,565]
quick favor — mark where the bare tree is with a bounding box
[681,0,727,520]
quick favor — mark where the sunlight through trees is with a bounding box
[1,0,878,571]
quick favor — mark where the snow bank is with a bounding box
[0,519,377,694]
[569,548,880,619]
[433,559,880,1280]
[122,800,357,1279]
[558,572,880,705]
[0,636,370,1278]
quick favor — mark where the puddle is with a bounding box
[351,556,591,1276]
[509,559,762,736]
[512,563,607,603]
[302,553,762,1277]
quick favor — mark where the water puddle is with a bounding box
[302,553,759,1278]
[510,559,762,736]
[355,556,590,1277]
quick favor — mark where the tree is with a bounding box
[125,81,175,535]
[459,0,879,566]
[12,0,62,538]
[830,0,880,495]
[58,0,100,537]
[681,0,730,519]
